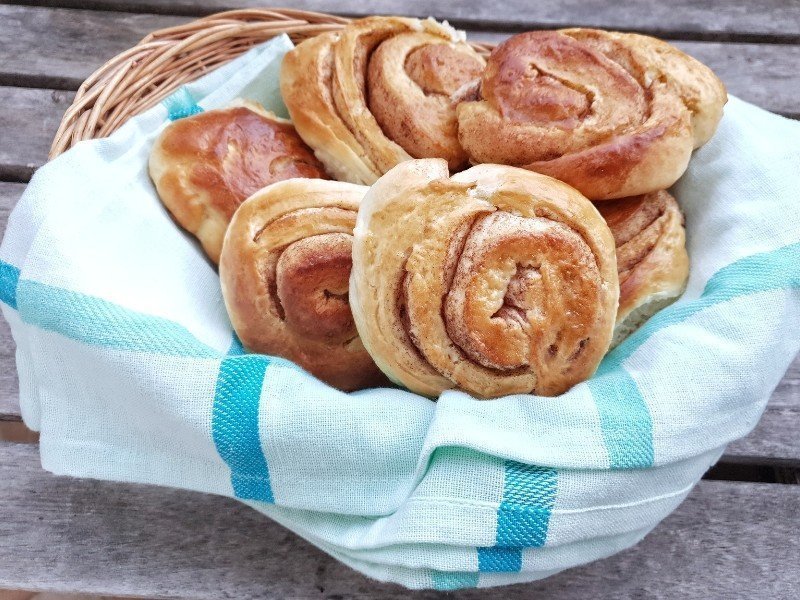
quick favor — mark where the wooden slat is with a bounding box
[12,0,800,43]
[726,407,800,466]
[0,5,799,119]
[0,4,189,90]
[0,441,797,598]
[0,87,74,181]
[0,184,23,421]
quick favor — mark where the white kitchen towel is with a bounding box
[1,35,799,590]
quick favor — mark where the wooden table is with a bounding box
[1,1,799,598]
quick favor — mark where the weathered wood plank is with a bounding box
[0,87,74,181]
[725,408,800,466]
[0,184,23,421]
[0,5,189,90]
[0,5,799,118]
[0,441,797,598]
[12,0,800,43]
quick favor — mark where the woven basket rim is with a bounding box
[49,7,495,160]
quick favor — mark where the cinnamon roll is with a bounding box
[597,190,690,347]
[349,159,618,398]
[457,29,727,200]
[280,17,485,184]
[219,178,386,391]
[149,99,327,263]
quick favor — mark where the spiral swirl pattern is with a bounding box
[457,29,726,200]
[281,16,484,185]
[219,179,385,391]
[597,190,689,346]
[350,159,619,398]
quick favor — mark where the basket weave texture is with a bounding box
[50,8,494,159]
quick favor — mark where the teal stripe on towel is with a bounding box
[431,570,479,591]
[212,337,274,503]
[163,87,203,120]
[15,279,219,358]
[478,461,558,573]
[0,260,20,309]
[591,240,800,469]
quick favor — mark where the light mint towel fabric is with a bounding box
[1,35,799,589]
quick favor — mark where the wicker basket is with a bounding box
[50,8,495,159]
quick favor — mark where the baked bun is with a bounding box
[149,99,328,263]
[597,190,689,347]
[349,159,618,398]
[457,29,727,200]
[219,178,386,391]
[280,17,484,184]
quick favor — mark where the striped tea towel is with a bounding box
[1,35,799,589]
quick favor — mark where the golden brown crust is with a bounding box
[596,190,690,343]
[564,29,727,147]
[148,100,327,263]
[349,159,619,398]
[280,17,484,183]
[457,29,727,200]
[219,178,386,391]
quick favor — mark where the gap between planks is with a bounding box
[6,0,800,44]
[0,4,799,118]
[1,439,799,599]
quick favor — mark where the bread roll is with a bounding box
[349,159,618,398]
[457,29,727,200]
[597,191,689,347]
[280,17,484,184]
[149,100,327,263]
[219,178,385,391]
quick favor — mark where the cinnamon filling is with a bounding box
[401,211,604,381]
[404,44,484,96]
[365,33,484,168]
[273,233,357,344]
[597,192,669,280]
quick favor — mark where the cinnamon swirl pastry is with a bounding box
[597,190,690,347]
[457,29,727,200]
[349,159,618,398]
[219,178,385,391]
[280,17,485,184]
[149,99,327,263]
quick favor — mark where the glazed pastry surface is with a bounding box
[149,100,327,263]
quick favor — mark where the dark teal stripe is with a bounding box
[0,260,20,309]
[478,461,558,573]
[163,87,203,120]
[591,241,800,469]
[211,337,273,503]
[477,546,522,572]
[496,461,557,547]
[16,279,219,358]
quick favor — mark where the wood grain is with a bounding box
[0,4,189,90]
[1,5,799,118]
[11,0,800,43]
[0,183,23,421]
[0,87,74,182]
[0,440,797,598]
